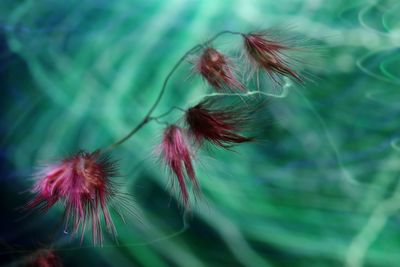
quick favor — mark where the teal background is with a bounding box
[1,0,400,266]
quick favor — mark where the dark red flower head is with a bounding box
[185,98,253,149]
[194,47,245,92]
[26,151,128,244]
[243,32,303,85]
[27,249,62,267]
[160,125,198,207]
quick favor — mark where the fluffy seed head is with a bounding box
[195,47,245,92]
[243,32,303,85]
[186,98,253,149]
[161,125,198,207]
[26,151,122,244]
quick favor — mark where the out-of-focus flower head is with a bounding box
[27,249,62,267]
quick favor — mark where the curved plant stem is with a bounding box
[152,106,186,119]
[103,30,243,152]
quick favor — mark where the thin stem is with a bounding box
[202,30,243,47]
[152,106,185,119]
[152,118,169,126]
[103,30,243,151]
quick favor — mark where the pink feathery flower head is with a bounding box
[26,150,132,244]
[243,29,306,87]
[160,125,198,207]
[194,47,245,92]
[185,98,253,149]
[27,249,62,267]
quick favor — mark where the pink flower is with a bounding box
[27,250,62,267]
[243,31,304,86]
[194,47,245,92]
[185,98,253,149]
[160,125,198,207]
[26,151,130,244]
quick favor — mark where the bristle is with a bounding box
[161,125,199,208]
[26,151,131,244]
[185,99,254,149]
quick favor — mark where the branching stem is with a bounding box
[103,30,243,152]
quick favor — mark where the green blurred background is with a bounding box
[1,0,400,266]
